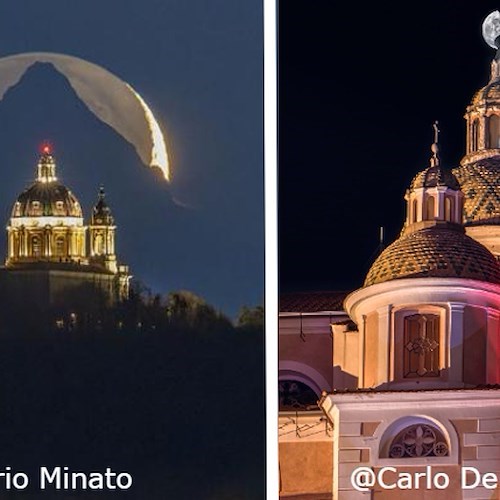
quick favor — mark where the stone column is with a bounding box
[377,305,392,385]
[448,303,465,383]
[486,308,500,384]
[358,315,366,388]
[7,229,13,259]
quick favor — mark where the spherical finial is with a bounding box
[430,121,440,166]
[482,11,500,49]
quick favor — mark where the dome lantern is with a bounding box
[403,123,463,235]
[37,146,57,183]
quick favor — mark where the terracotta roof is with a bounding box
[279,291,348,312]
[365,227,500,286]
[453,157,500,225]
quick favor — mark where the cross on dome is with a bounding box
[430,121,440,167]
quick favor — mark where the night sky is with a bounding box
[279,1,500,295]
[0,1,263,318]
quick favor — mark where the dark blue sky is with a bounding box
[0,1,263,317]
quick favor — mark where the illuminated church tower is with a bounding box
[1,146,131,307]
[89,186,117,273]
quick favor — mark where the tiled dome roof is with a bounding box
[471,81,500,105]
[410,165,460,191]
[13,181,82,218]
[453,157,500,225]
[365,227,500,286]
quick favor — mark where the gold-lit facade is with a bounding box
[2,148,131,306]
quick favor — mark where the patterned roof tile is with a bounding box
[453,158,500,225]
[365,227,500,286]
[279,291,349,312]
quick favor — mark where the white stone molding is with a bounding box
[486,308,500,384]
[448,303,465,382]
[376,305,392,385]
[345,278,500,327]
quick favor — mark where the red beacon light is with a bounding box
[41,143,52,155]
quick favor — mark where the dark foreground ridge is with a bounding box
[0,297,265,499]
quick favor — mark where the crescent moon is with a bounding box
[482,10,500,49]
[0,52,170,181]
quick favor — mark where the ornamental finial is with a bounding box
[430,121,440,167]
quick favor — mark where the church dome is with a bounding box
[471,80,500,105]
[410,165,460,191]
[365,227,500,286]
[13,182,82,218]
[452,157,500,225]
[11,150,83,219]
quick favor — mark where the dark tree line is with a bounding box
[0,280,264,338]
[0,283,265,498]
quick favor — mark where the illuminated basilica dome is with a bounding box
[12,150,83,219]
[3,145,131,303]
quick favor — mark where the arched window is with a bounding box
[31,201,41,216]
[55,236,65,256]
[412,199,418,223]
[425,196,435,220]
[388,423,449,458]
[278,380,318,410]
[404,314,440,378]
[55,201,65,214]
[489,115,500,148]
[94,234,104,255]
[472,119,479,151]
[31,236,41,257]
[444,196,454,222]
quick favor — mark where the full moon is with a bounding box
[482,10,500,49]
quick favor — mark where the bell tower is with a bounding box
[88,186,117,273]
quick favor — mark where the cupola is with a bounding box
[403,122,463,235]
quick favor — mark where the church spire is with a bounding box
[36,144,57,183]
